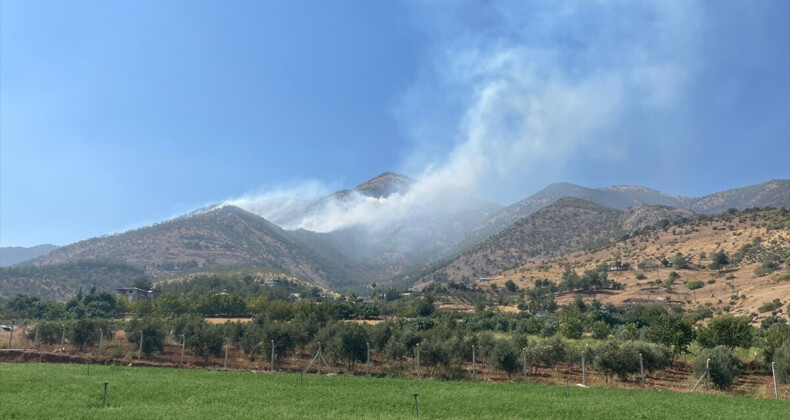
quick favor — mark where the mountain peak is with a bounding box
[353,172,413,198]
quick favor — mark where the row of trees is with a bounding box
[7,286,788,367]
[26,314,790,389]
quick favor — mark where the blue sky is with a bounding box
[2,0,789,247]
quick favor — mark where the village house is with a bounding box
[114,287,153,302]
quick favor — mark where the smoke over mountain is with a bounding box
[227,1,698,234]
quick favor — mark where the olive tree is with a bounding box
[491,339,519,379]
[774,339,790,384]
[692,346,740,390]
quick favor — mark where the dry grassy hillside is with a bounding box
[34,206,338,288]
[477,209,790,323]
[418,199,694,288]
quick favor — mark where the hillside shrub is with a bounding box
[757,299,782,313]
[692,346,740,390]
[684,281,704,290]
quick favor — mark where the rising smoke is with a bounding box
[227,1,697,233]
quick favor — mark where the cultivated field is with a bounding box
[0,363,787,419]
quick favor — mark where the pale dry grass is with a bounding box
[205,317,252,324]
[491,217,789,322]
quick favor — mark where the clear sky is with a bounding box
[2,0,789,247]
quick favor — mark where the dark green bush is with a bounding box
[125,317,166,357]
[774,339,790,384]
[692,346,740,390]
[491,339,519,378]
[594,340,640,380]
[526,337,565,372]
[26,321,65,345]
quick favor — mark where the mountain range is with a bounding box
[414,198,696,287]
[2,175,787,301]
[0,244,60,267]
[449,179,790,253]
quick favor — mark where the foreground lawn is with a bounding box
[0,363,786,419]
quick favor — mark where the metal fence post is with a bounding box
[581,350,586,386]
[180,335,186,367]
[366,342,370,376]
[224,339,229,369]
[34,325,40,351]
[416,344,421,376]
[97,329,103,358]
[138,331,143,359]
[472,345,476,378]
[60,326,66,351]
[270,340,275,372]
[522,347,527,378]
[8,321,13,348]
[22,326,28,350]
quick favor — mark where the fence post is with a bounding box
[97,329,103,358]
[60,325,66,350]
[772,361,779,400]
[639,353,645,389]
[224,339,229,369]
[472,345,476,378]
[581,349,586,386]
[138,331,143,359]
[366,342,370,376]
[34,325,40,351]
[8,321,13,348]
[416,344,421,376]
[270,340,275,372]
[523,347,527,378]
[180,335,186,367]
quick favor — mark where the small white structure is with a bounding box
[114,287,152,302]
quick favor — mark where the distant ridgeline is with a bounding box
[2,176,788,299]
[0,259,144,301]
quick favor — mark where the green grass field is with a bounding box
[0,363,786,419]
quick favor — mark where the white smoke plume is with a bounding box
[226,1,697,233]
